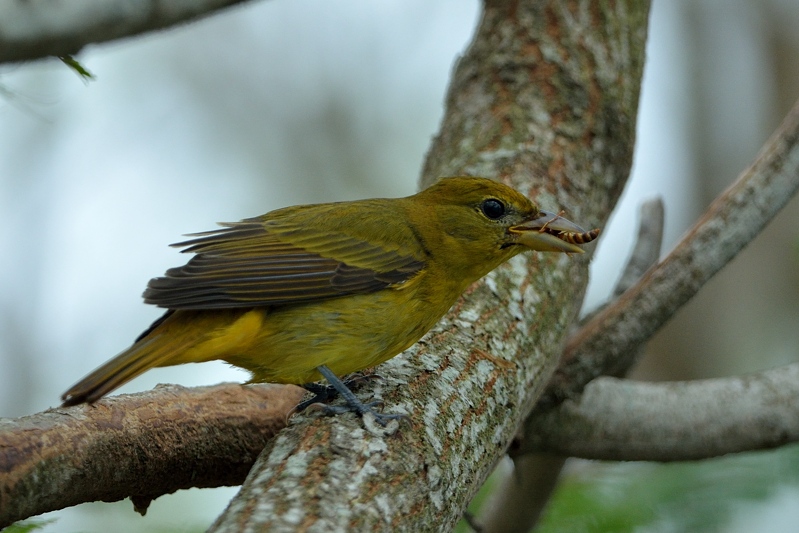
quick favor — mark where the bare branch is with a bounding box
[543,97,799,406]
[519,363,799,461]
[0,0,255,65]
[0,383,305,528]
[613,198,665,297]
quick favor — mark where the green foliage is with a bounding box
[2,519,54,532]
[537,444,799,532]
[454,463,503,532]
[58,55,95,81]
[458,444,799,532]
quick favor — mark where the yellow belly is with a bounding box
[222,288,447,384]
[157,273,458,384]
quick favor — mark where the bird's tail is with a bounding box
[61,313,201,406]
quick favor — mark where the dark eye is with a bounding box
[481,198,506,220]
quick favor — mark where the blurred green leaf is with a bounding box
[2,519,55,532]
[454,462,504,533]
[58,55,95,81]
[457,444,799,532]
[536,444,799,532]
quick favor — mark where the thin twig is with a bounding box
[0,0,253,64]
[575,198,665,327]
[613,199,665,297]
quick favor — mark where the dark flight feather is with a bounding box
[143,216,425,310]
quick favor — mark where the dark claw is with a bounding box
[290,366,409,427]
[307,400,408,427]
[369,411,410,427]
[342,372,385,388]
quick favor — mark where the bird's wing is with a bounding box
[142,216,425,310]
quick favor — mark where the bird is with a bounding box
[61,177,599,425]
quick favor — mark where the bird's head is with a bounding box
[409,177,598,281]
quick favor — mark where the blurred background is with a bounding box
[1,0,798,531]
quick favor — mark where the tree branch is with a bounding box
[519,363,799,461]
[0,0,254,65]
[208,1,650,531]
[0,383,305,528]
[479,198,664,533]
[542,95,799,407]
[610,199,665,298]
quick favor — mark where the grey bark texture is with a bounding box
[0,383,305,528]
[479,197,665,533]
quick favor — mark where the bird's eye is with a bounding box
[481,198,506,220]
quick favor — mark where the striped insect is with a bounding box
[557,228,601,244]
[538,210,600,246]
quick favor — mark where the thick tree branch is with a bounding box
[209,1,649,531]
[542,96,799,407]
[0,0,254,65]
[0,383,305,528]
[519,363,799,461]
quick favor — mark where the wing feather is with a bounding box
[143,214,425,310]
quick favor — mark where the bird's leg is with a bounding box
[295,365,407,427]
[294,372,381,411]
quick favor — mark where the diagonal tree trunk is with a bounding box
[209,1,650,530]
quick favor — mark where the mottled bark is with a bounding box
[0,383,305,528]
[479,197,664,533]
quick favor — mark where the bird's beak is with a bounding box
[509,210,599,254]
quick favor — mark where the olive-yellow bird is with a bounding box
[62,177,598,424]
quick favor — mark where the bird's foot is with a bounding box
[341,371,385,388]
[290,366,408,427]
[294,372,383,412]
[304,398,409,427]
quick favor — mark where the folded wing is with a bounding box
[143,217,425,310]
